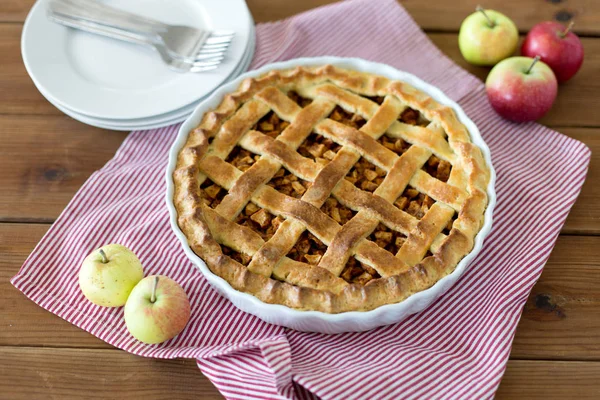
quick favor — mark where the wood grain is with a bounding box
[497,360,600,399]
[3,223,599,360]
[561,128,600,234]
[402,0,599,35]
[0,347,222,399]
[4,23,599,126]
[0,223,108,349]
[4,1,598,35]
[427,34,600,128]
[1,0,600,397]
[1,346,599,399]
[0,115,126,223]
[2,116,595,229]
[511,236,600,360]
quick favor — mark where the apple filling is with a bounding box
[379,134,412,156]
[287,90,313,108]
[340,222,409,284]
[226,147,260,172]
[198,179,227,208]
[286,231,328,266]
[266,168,312,199]
[207,93,452,286]
[321,196,356,225]
[297,133,342,166]
[399,107,431,126]
[422,155,452,183]
[253,111,291,139]
[345,157,386,193]
[329,105,367,129]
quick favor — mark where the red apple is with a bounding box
[486,56,557,122]
[521,21,584,83]
[124,275,191,344]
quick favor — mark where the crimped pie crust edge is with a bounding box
[173,64,490,313]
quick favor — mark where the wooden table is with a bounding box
[1,1,598,398]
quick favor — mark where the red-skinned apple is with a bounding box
[521,21,584,83]
[486,56,558,122]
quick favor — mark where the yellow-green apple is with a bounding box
[521,21,584,83]
[124,275,191,344]
[459,7,519,66]
[486,56,558,122]
[79,244,144,307]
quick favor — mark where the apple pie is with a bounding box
[173,65,490,313]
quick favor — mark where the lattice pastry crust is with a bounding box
[173,65,490,313]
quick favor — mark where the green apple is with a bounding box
[124,275,191,344]
[458,7,519,66]
[79,244,144,307]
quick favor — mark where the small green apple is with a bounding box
[79,244,144,307]
[459,7,519,66]
[124,275,191,344]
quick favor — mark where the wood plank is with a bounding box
[3,23,600,127]
[402,0,600,35]
[0,115,126,223]
[0,0,31,22]
[0,347,222,399]
[3,117,595,228]
[0,223,109,348]
[2,223,600,360]
[1,346,599,399]
[1,0,598,398]
[428,34,600,128]
[511,236,600,360]
[497,360,600,399]
[562,128,600,234]
[4,1,599,35]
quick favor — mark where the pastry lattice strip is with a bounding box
[196,84,467,291]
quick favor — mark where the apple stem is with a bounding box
[526,56,541,74]
[150,276,159,303]
[99,249,108,264]
[560,21,575,38]
[476,6,495,28]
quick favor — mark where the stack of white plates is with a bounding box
[22,0,255,131]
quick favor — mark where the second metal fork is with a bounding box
[47,7,225,72]
[48,0,234,72]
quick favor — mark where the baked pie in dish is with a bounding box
[172,64,491,313]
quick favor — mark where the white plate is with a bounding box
[49,22,256,130]
[22,0,252,120]
[166,57,497,334]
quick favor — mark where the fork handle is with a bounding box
[48,7,154,49]
[49,0,165,41]
[65,0,168,30]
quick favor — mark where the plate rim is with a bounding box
[44,22,257,131]
[21,0,252,120]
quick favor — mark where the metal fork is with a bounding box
[48,0,234,69]
[47,6,224,73]
[56,0,235,61]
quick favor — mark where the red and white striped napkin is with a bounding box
[13,0,590,398]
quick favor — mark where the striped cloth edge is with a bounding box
[11,0,591,398]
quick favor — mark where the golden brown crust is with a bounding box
[173,65,490,313]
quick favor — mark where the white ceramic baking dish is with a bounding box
[165,57,496,334]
